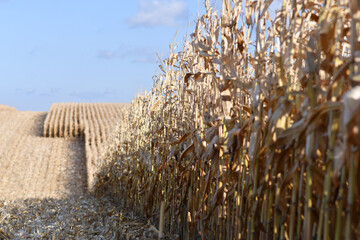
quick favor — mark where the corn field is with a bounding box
[95,0,360,239]
[44,103,129,189]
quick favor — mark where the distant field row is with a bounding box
[43,103,129,189]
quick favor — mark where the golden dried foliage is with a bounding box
[96,0,360,239]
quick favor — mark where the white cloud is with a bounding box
[97,44,159,64]
[39,88,61,97]
[97,50,118,60]
[127,0,189,28]
[70,90,107,99]
[15,88,37,95]
[70,89,118,100]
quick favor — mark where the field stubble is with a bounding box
[0,111,87,199]
[43,103,129,190]
[0,104,156,239]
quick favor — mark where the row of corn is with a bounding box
[95,0,360,239]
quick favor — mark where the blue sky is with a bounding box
[0,0,205,111]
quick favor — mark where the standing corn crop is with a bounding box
[96,0,360,239]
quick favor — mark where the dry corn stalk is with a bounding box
[96,0,360,239]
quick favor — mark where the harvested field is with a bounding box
[0,111,87,199]
[43,103,129,189]
[0,107,155,239]
[0,196,158,239]
[43,103,129,139]
[0,104,17,112]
